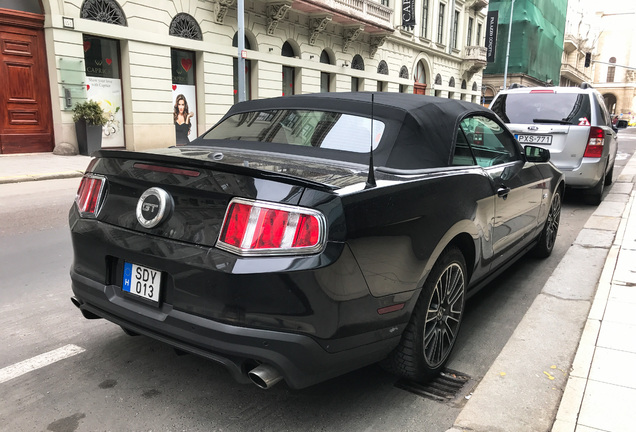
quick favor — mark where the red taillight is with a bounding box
[217,198,325,256]
[584,127,605,158]
[75,175,105,217]
[530,89,555,93]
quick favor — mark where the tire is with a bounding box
[383,246,467,382]
[532,189,562,258]
[604,163,614,186]
[585,175,605,206]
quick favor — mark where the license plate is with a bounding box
[515,134,553,145]
[122,262,161,303]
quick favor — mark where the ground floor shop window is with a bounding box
[171,48,197,145]
[83,35,124,148]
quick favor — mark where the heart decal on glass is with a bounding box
[83,41,91,52]
[172,85,177,91]
[87,84,90,90]
[181,58,192,72]
[106,58,112,65]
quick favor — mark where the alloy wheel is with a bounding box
[423,262,465,368]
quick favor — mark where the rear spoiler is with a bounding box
[90,149,337,192]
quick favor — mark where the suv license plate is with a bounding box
[515,134,553,145]
[123,262,161,303]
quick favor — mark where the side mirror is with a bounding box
[616,119,628,129]
[525,145,550,163]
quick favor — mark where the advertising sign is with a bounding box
[486,11,498,63]
[402,0,416,29]
[171,49,197,145]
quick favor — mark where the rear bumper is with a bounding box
[558,157,605,189]
[71,270,402,389]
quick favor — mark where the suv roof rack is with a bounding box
[580,82,593,89]
[509,83,526,89]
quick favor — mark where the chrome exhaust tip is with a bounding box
[248,364,283,389]
[70,296,82,308]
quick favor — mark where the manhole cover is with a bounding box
[395,368,474,404]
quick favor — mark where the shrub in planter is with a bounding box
[73,100,107,156]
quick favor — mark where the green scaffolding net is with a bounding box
[484,0,567,84]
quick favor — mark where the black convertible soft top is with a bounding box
[200,92,498,170]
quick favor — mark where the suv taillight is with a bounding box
[583,127,605,158]
[216,198,326,256]
[75,175,106,217]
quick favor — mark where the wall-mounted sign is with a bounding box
[486,11,498,63]
[402,0,416,29]
[63,17,74,29]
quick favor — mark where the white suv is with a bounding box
[490,84,624,205]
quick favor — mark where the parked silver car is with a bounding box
[490,83,625,205]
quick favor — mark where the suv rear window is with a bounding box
[491,92,592,126]
[203,109,385,153]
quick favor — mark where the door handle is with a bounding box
[497,186,511,199]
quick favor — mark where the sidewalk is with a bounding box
[0,152,91,184]
[1,151,635,431]
[449,152,636,432]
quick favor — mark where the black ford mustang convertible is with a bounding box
[69,92,563,389]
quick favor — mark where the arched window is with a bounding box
[472,82,478,91]
[351,54,365,71]
[449,77,455,87]
[282,41,295,57]
[435,74,442,85]
[461,79,467,89]
[169,13,202,40]
[377,60,389,75]
[415,62,426,84]
[232,33,252,103]
[413,61,427,95]
[80,0,127,25]
[607,57,616,83]
[320,50,332,64]
[320,50,332,93]
[399,66,409,79]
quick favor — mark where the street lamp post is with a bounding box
[503,0,515,90]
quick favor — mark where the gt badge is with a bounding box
[136,187,173,228]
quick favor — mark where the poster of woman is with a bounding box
[173,92,196,145]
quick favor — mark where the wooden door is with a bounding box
[414,83,427,95]
[0,9,54,154]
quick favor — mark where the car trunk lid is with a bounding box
[85,147,366,247]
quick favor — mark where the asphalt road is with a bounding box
[1,129,635,432]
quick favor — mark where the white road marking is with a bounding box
[0,344,85,384]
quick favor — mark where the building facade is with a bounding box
[0,0,487,154]
[590,7,636,122]
[481,0,567,105]
[559,0,599,87]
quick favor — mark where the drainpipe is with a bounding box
[237,0,246,102]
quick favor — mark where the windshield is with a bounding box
[203,109,385,153]
[491,92,591,125]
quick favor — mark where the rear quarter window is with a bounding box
[491,92,592,126]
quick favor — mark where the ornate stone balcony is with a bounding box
[467,0,489,11]
[560,63,592,84]
[291,0,393,33]
[462,45,487,75]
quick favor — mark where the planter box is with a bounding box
[75,120,103,156]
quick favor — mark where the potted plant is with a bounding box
[73,100,107,156]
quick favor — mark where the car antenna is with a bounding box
[365,93,377,189]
